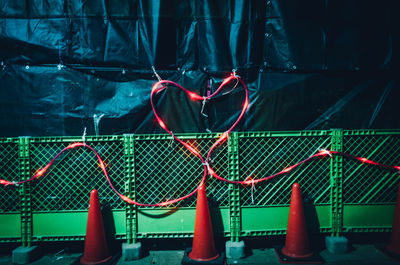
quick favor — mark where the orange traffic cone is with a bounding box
[276,183,323,264]
[282,183,313,259]
[188,184,220,261]
[387,182,400,255]
[80,189,112,265]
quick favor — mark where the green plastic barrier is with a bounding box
[0,129,399,246]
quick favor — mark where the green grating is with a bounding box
[205,139,230,207]
[2,130,400,241]
[0,141,20,212]
[30,140,125,211]
[239,136,332,206]
[134,136,229,208]
[343,135,400,204]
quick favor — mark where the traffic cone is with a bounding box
[387,182,400,255]
[187,184,220,262]
[276,183,323,264]
[282,183,313,259]
[80,189,112,265]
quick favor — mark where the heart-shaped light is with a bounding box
[3,74,400,208]
[148,73,249,206]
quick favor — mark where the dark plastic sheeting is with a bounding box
[0,0,398,137]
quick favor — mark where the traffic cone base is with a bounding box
[80,255,112,265]
[188,251,219,261]
[275,247,323,264]
[72,255,117,265]
[182,248,225,265]
[387,245,400,255]
[376,244,400,262]
[281,246,313,259]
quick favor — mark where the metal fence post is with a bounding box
[330,129,343,236]
[228,132,240,242]
[18,137,31,247]
[124,134,137,244]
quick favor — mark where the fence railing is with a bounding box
[1,129,399,246]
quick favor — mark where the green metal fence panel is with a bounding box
[136,208,230,239]
[240,205,332,236]
[228,132,240,242]
[238,132,332,207]
[31,210,126,242]
[28,136,126,241]
[342,131,400,232]
[237,131,333,235]
[0,138,21,242]
[343,133,400,205]
[29,137,125,212]
[1,130,400,242]
[0,213,21,242]
[331,129,344,236]
[133,134,229,208]
[0,138,20,213]
[19,137,31,246]
[133,133,230,237]
[124,134,136,244]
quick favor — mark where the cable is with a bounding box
[2,73,400,207]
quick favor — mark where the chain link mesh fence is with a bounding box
[1,130,400,241]
[0,141,20,212]
[343,134,400,204]
[30,139,125,211]
[135,136,229,207]
[239,136,332,206]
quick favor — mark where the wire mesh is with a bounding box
[30,140,125,211]
[0,141,20,212]
[239,135,332,206]
[2,131,400,240]
[134,136,229,208]
[343,134,400,204]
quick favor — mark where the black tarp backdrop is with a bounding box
[0,0,398,137]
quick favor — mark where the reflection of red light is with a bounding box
[208,167,215,176]
[120,195,134,204]
[221,132,228,140]
[0,179,12,186]
[189,92,203,101]
[358,157,379,165]
[318,149,331,156]
[221,75,234,87]
[215,132,228,145]
[68,143,82,149]
[190,141,200,155]
[157,118,166,129]
[243,99,249,109]
[179,141,201,157]
[187,145,199,156]
[395,166,400,171]
[35,164,50,178]
[99,160,106,171]
[243,176,253,186]
[159,201,170,207]
[282,165,295,173]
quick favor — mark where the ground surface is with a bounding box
[0,244,399,265]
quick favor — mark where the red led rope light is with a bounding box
[1,74,245,206]
[147,74,246,205]
[2,73,400,207]
[0,142,203,207]
[150,74,400,186]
